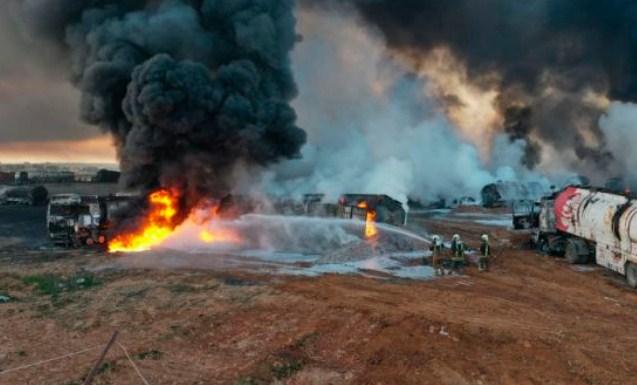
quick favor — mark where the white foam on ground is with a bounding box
[110,214,434,280]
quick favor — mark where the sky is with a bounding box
[0,1,116,164]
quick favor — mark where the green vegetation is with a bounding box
[167,284,198,293]
[134,349,163,360]
[271,360,304,380]
[234,356,306,385]
[97,361,113,374]
[235,377,260,385]
[22,272,101,297]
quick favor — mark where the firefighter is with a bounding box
[448,234,461,275]
[451,234,460,253]
[479,234,490,272]
[451,239,466,275]
[430,235,445,276]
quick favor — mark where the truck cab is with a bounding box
[47,194,106,247]
[512,199,540,229]
[532,194,568,256]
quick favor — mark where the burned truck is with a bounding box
[481,181,547,208]
[47,193,137,247]
[337,194,406,226]
[533,186,637,288]
[511,199,541,229]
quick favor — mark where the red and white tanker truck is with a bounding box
[534,186,637,288]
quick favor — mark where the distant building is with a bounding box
[15,171,29,185]
[0,171,13,184]
[29,171,75,183]
[94,169,121,183]
[74,173,95,183]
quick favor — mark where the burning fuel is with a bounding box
[108,188,245,253]
[357,201,379,239]
[365,211,379,239]
[108,189,181,253]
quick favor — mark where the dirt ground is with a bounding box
[1,209,637,385]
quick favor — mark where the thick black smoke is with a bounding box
[311,0,637,173]
[22,0,306,210]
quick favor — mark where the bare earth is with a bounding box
[1,212,637,385]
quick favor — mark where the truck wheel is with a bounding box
[538,239,550,255]
[565,239,589,264]
[626,263,637,289]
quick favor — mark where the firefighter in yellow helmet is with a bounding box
[451,234,460,253]
[451,236,466,275]
[479,234,490,272]
[430,235,445,276]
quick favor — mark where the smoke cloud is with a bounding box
[304,0,637,179]
[262,5,557,203]
[21,0,306,211]
[600,102,637,188]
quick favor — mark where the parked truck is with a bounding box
[534,186,637,288]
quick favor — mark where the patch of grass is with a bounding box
[97,361,113,374]
[22,272,100,297]
[271,360,304,380]
[223,277,258,286]
[167,284,198,293]
[134,349,163,360]
[235,377,261,385]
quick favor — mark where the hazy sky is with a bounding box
[0,1,116,163]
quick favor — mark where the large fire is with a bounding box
[357,201,379,239]
[108,189,181,253]
[108,189,242,253]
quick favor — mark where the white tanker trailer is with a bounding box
[535,186,637,288]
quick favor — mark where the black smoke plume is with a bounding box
[310,0,637,174]
[22,0,306,214]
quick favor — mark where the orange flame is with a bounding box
[357,201,378,239]
[199,229,241,244]
[196,205,241,244]
[364,210,379,239]
[108,189,180,253]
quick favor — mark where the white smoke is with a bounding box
[599,102,637,186]
[261,5,554,203]
[161,214,360,255]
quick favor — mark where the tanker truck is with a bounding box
[47,193,138,248]
[534,186,637,288]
